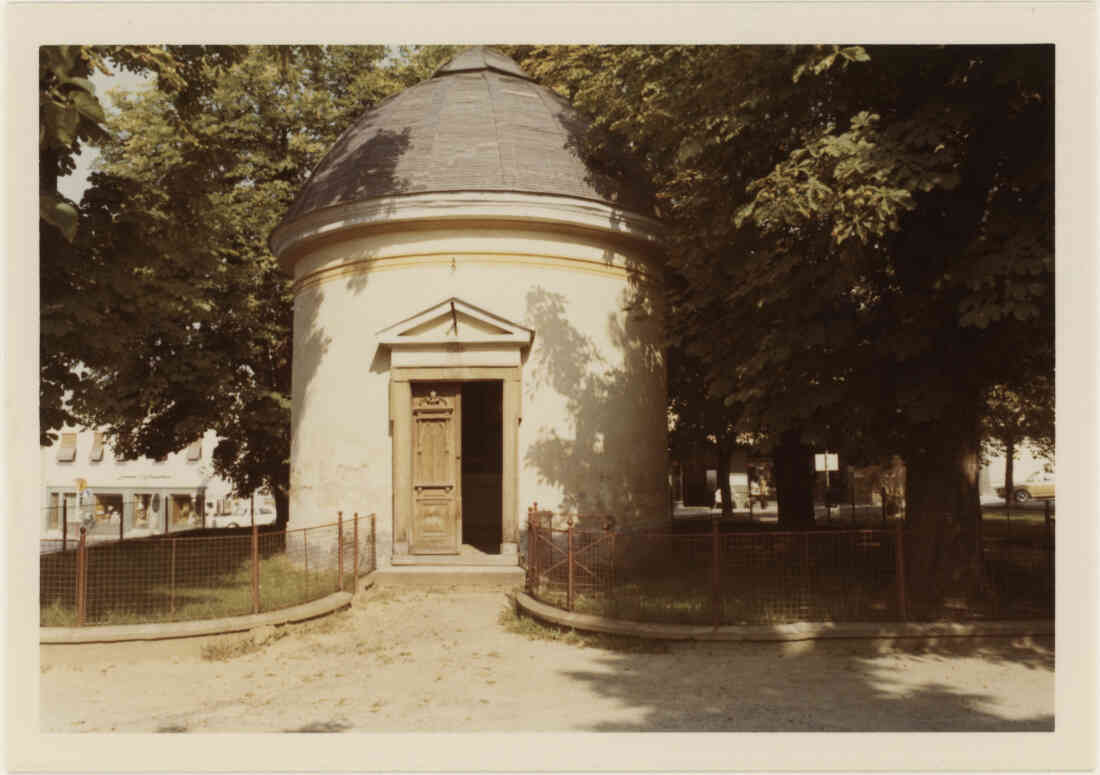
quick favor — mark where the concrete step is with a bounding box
[391,552,518,567]
[373,565,525,590]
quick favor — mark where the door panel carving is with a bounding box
[411,384,461,553]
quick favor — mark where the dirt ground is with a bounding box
[40,586,1054,733]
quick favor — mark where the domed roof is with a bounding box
[278,47,651,230]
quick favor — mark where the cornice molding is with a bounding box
[270,190,663,270]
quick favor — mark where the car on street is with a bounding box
[207,502,276,528]
[996,469,1055,503]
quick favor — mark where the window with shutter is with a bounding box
[90,432,105,462]
[186,439,202,461]
[57,433,77,462]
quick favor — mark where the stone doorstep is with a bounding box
[390,553,519,567]
[373,565,525,589]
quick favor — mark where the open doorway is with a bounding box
[461,381,503,553]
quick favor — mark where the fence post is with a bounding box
[337,511,344,592]
[567,518,575,612]
[1045,499,1054,601]
[850,471,856,524]
[607,522,616,596]
[534,517,542,594]
[895,520,907,621]
[526,516,535,594]
[711,518,721,628]
[525,505,534,592]
[62,498,68,552]
[251,521,260,614]
[76,527,87,626]
[352,512,360,596]
[170,538,177,614]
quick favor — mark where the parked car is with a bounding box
[208,503,276,528]
[996,470,1055,503]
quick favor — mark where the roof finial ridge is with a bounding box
[432,45,533,82]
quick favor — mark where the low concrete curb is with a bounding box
[514,591,1054,642]
[41,587,364,645]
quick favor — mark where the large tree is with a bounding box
[39,45,198,437]
[513,45,1053,607]
[51,45,458,525]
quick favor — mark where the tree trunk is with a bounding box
[902,402,986,616]
[273,486,290,529]
[774,429,815,529]
[1003,435,1016,503]
[717,440,733,519]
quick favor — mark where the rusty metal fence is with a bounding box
[40,512,376,627]
[526,503,1054,626]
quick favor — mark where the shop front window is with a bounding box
[92,493,124,534]
[47,493,60,531]
[169,494,200,530]
[131,493,161,532]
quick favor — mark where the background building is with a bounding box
[41,428,273,540]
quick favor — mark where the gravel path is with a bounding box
[40,586,1054,733]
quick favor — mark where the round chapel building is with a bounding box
[270,47,667,569]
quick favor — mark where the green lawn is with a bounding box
[41,551,358,627]
[529,521,1052,626]
[532,570,899,627]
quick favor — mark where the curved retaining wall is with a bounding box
[41,588,358,644]
[514,591,1054,642]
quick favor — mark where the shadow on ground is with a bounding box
[550,632,1054,731]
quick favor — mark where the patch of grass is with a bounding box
[201,634,264,662]
[40,549,357,627]
[498,596,669,653]
[201,624,289,661]
[40,599,78,627]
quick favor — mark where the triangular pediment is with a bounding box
[378,298,533,347]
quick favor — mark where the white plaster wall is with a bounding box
[289,225,668,563]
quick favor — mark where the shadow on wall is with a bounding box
[523,283,666,524]
[287,129,414,518]
[286,127,413,223]
[547,89,656,222]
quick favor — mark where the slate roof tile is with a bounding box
[280,46,651,226]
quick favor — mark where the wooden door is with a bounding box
[411,383,461,554]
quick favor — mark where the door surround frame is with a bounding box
[390,366,522,559]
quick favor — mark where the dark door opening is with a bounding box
[460,381,503,553]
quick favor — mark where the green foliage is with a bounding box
[45,46,456,513]
[514,45,1053,466]
[39,45,245,441]
[983,378,1055,460]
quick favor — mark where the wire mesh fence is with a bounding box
[40,512,376,627]
[526,504,1054,626]
[984,501,1055,619]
